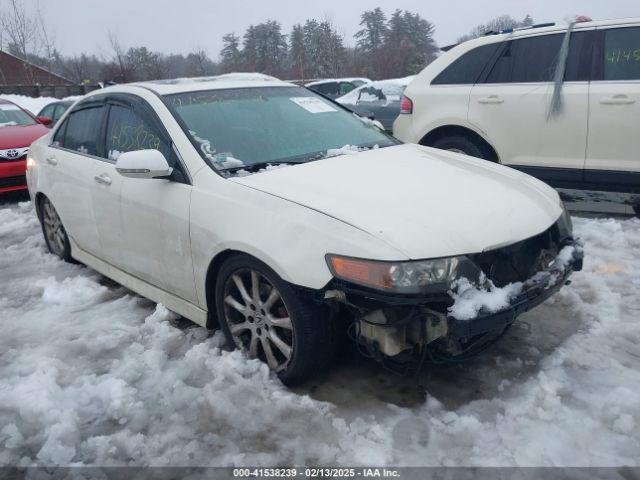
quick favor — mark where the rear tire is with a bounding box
[214,254,335,386]
[39,196,72,262]
[431,135,487,160]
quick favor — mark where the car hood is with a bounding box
[0,124,49,149]
[231,144,562,259]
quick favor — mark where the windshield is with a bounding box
[0,104,36,127]
[166,86,396,172]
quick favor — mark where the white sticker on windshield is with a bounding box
[290,97,337,113]
[0,104,21,111]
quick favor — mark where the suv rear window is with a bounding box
[603,27,640,80]
[432,43,500,85]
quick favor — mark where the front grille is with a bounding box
[469,223,561,287]
[0,175,26,188]
[0,154,26,162]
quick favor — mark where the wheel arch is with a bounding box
[34,191,47,221]
[419,124,500,162]
[203,247,301,329]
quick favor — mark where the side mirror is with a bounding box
[37,116,52,126]
[115,149,173,179]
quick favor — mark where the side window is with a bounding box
[432,43,500,85]
[564,31,592,81]
[52,118,67,148]
[603,27,640,80]
[40,104,55,118]
[105,104,174,165]
[63,106,104,156]
[339,82,356,95]
[486,34,563,83]
[314,82,339,96]
[53,104,68,123]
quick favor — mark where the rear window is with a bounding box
[432,43,500,85]
[603,27,640,80]
[0,104,36,127]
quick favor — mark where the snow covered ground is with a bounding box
[0,198,639,467]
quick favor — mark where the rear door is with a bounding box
[468,30,593,176]
[97,95,197,303]
[46,100,107,256]
[585,24,640,191]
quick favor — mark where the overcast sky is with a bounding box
[37,0,639,59]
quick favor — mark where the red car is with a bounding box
[0,99,50,194]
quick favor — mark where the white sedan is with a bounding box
[26,74,582,385]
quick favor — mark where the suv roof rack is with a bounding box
[484,22,556,36]
[441,21,558,52]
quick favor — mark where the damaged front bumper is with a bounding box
[325,238,584,363]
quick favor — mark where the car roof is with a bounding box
[463,16,640,46]
[306,78,371,87]
[105,73,296,97]
[0,98,16,105]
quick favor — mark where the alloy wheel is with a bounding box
[222,268,294,372]
[42,198,66,256]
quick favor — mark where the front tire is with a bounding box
[215,254,335,385]
[39,196,72,262]
[431,135,487,159]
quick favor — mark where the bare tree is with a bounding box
[35,1,56,71]
[106,30,133,82]
[0,0,39,58]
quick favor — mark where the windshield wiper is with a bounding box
[219,160,304,173]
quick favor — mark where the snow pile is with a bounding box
[0,201,639,467]
[448,275,522,321]
[0,94,79,116]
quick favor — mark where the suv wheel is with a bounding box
[215,254,335,385]
[431,135,487,160]
[40,196,72,261]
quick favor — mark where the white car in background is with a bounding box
[26,74,582,385]
[394,17,640,199]
[305,78,371,99]
[336,76,414,131]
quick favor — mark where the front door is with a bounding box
[468,30,593,177]
[585,25,640,192]
[98,96,197,303]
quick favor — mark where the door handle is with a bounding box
[94,174,112,186]
[478,95,504,105]
[45,156,58,166]
[600,94,635,105]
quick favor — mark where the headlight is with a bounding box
[326,254,481,294]
[557,201,573,239]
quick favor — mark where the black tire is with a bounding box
[214,254,335,386]
[39,196,73,262]
[431,135,487,160]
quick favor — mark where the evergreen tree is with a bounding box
[458,14,535,43]
[289,24,306,80]
[355,8,387,53]
[220,33,242,73]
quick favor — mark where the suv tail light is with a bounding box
[399,95,413,114]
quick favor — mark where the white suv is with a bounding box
[394,17,640,197]
[26,74,581,385]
